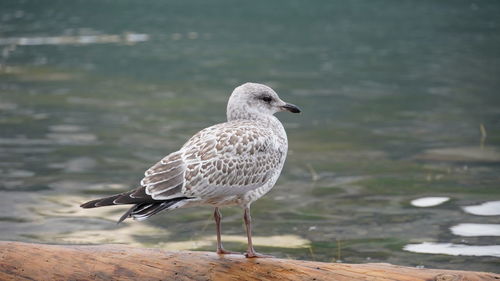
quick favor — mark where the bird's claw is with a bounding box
[244,251,274,258]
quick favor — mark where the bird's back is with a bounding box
[141,118,287,207]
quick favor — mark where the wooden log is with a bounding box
[0,241,497,281]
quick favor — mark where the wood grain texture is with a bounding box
[0,241,498,281]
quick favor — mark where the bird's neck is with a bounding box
[227,104,262,122]
[227,109,286,139]
[227,108,275,123]
[227,105,286,138]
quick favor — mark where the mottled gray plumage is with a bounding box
[81,82,301,257]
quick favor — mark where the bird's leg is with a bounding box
[214,207,240,255]
[243,206,274,258]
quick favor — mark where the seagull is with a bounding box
[81,82,301,258]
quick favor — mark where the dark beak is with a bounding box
[281,103,301,113]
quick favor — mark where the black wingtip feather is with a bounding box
[115,197,189,224]
[80,200,100,208]
[80,187,149,209]
[80,194,121,208]
[81,187,190,223]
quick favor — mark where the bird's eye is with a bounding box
[261,96,273,103]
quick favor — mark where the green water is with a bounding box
[1,0,499,273]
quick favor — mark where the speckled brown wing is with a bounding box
[141,151,187,200]
[180,121,285,198]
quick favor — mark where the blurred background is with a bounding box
[1,0,499,272]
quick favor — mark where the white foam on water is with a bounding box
[410,197,450,207]
[404,242,500,257]
[125,33,149,42]
[450,223,500,237]
[0,33,149,46]
[463,201,500,216]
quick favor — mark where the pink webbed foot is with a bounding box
[244,251,274,258]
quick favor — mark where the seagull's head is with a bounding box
[227,82,301,121]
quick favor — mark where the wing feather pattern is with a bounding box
[141,151,187,200]
[180,121,286,198]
